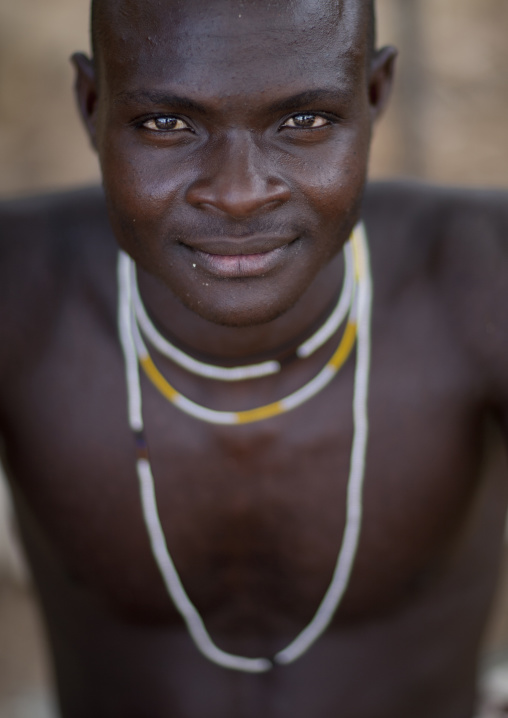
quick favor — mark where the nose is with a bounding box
[186,132,291,219]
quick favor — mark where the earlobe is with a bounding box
[368,46,398,123]
[71,52,100,150]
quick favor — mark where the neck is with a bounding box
[136,252,345,364]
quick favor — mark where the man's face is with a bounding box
[81,0,389,327]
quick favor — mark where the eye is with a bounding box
[142,116,190,132]
[282,113,330,129]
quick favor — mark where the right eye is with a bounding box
[282,113,330,130]
[142,116,190,132]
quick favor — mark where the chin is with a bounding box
[180,292,295,328]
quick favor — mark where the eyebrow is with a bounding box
[114,87,351,115]
[114,90,209,114]
[265,88,352,114]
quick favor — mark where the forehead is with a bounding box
[96,0,369,97]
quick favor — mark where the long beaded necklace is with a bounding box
[117,222,373,672]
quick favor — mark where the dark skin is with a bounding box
[1,0,508,716]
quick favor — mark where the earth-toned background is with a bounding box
[1,1,508,716]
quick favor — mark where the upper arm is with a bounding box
[0,194,66,386]
[438,190,508,426]
[0,186,112,379]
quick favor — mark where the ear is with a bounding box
[72,53,100,150]
[367,46,398,124]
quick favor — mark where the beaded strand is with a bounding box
[117,222,373,672]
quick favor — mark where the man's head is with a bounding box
[74,0,395,328]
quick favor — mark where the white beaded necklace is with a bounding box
[117,223,373,672]
[129,239,355,381]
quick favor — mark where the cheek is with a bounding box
[293,123,370,205]
[97,122,191,224]
[102,147,177,209]
[297,149,368,234]
[98,143,193,261]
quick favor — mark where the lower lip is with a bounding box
[193,246,288,278]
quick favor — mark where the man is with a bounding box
[1,0,508,716]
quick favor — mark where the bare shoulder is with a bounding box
[0,186,114,380]
[365,180,508,412]
[364,180,508,279]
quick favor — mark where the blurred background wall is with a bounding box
[0,0,508,716]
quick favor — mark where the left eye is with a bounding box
[142,117,189,132]
[282,114,329,129]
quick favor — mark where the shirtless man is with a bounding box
[1,0,508,716]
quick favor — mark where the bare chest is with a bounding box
[2,298,484,639]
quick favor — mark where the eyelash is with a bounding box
[139,116,192,132]
[281,113,333,130]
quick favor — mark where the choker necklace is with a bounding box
[121,227,361,426]
[117,222,373,672]
[129,238,355,382]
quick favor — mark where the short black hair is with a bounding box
[91,0,377,68]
